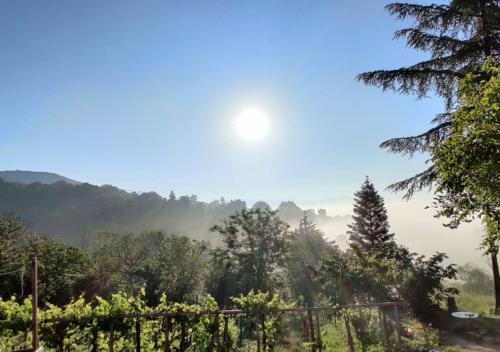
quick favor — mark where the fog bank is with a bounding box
[300,195,488,269]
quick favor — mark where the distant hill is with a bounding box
[0,175,349,246]
[0,170,80,185]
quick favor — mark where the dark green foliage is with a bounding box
[0,213,30,301]
[357,0,500,198]
[205,248,239,307]
[347,178,394,253]
[287,214,337,305]
[432,62,500,309]
[315,252,367,305]
[210,208,290,293]
[0,214,94,306]
[0,201,460,328]
[90,231,207,304]
[399,252,458,320]
[317,243,457,321]
[317,183,457,321]
[24,237,94,306]
[0,179,247,245]
[142,234,207,304]
[433,63,500,231]
[0,179,344,247]
[90,231,165,297]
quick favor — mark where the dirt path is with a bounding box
[442,332,500,351]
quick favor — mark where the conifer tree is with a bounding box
[168,190,176,201]
[357,0,499,198]
[348,178,394,252]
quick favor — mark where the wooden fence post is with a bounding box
[261,313,267,352]
[180,319,187,352]
[223,315,229,346]
[213,313,220,351]
[314,310,322,352]
[307,308,315,351]
[31,257,39,352]
[379,307,389,350]
[344,315,355,352]
[57,328,65,352]
[163,317,170,352]
[108,320,115,352]
[238,316,243,347]
[91,326,98,352]
[394,305,401,352]
[135,320,141,352]
[255,312,261,352]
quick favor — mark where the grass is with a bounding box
[455,292,495,315]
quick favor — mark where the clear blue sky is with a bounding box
[1,0,445,203]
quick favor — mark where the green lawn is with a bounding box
[455,292,495,315]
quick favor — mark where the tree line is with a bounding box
[1,178,460,324]
[0,179,347,247]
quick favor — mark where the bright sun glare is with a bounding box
[234,108,270,142]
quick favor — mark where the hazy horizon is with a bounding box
[1,169,487,269]
[1,0,487,267]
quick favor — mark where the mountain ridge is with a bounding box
[0,170,81,185]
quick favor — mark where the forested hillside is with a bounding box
[0,177,349,245]
[0,170,80,185]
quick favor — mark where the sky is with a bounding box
[2,0,489,266]
[1,0,448,203]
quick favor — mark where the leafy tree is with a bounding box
[317,242,412,305]
[210,208,290,293]
[357,0,499,197]
[432,62,500,309]
[358,0,500,312]
[456,264,494,295]
[317,243,457,321]
[140,234,207,304]
[24,237,94,306]
[0,213,30,300]
[433,63,499,228]
[205,248,239,307]
[0,213,93,306]
[251,201,271,211]
[277,201,303,225]
[90,231,160,295]
[399,251,458,321]
[318,183,458,321]
[316,252,368,305]
[347,178,394,253]
[90,231,207,304]
[287,214,337,305]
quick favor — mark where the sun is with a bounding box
[234,108,270,141]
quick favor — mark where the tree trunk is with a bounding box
[492,252,500,313]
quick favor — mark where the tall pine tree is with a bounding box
[357,0,500,311]
[357,0,499,198]
[348,178,394,252]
